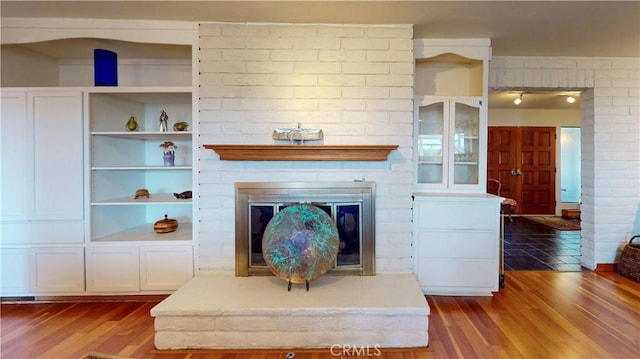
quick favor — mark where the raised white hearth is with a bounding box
[151,273,429,349]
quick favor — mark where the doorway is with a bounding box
[487,126,556,215]
[488,89,583,272]
[560,127,581,203]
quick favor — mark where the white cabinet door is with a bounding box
[0,248,30,295]
[140,245,193,291]
[413,194,502,295]
[414,97,486,193]
[1,247,84,295]
[1,92,29,220]
[29,91,84,220]
[1,91,83,221]
[86,247,140,292]
[31,247,85,293]
[86,245,193,293]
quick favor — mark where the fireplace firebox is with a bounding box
[235,182,375,277]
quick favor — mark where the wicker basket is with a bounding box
[618,235,640,282]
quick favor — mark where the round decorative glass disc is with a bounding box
[262,203,339,284]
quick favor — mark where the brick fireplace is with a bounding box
[149,21,428,350]
[151,180,429,349]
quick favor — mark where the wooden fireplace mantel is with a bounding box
[203,144,399,161]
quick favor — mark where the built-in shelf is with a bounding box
[203,144,399,161]
[91,225,193,243]
[92,194,192,205]
[91,131,192,140]
[91,166,193,171]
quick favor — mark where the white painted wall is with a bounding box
[196,28,639,273]
[490,56,640,269]
[1,45,59,86]
[196,23,415,274]
[488,108,580,127]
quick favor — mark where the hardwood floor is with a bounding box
[2,271,639,359]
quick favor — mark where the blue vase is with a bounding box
[163,153,175,166]
[94,49,118,86]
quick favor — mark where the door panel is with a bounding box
[487,126,556,215]
[30,92,84,220]
[519,127,556,214]
[487,127,518,199]
[1,92,29,220]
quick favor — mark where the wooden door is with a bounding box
[487,127,556,215]
[518,127,556,214]
[487,127,518,199]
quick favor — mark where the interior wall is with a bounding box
[1,45,58,86]
[488,108,581,127]
[56,59,193,87]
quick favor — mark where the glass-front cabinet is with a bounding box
[416,101,445,185]
[412,39,497,296]
[415,97,485,192]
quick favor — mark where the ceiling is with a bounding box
[2,1,639,58]
[2,1,637,109]
[487,90,582,110]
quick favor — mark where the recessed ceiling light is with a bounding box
[566,96,576,103]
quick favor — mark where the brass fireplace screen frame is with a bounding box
[235,181,376,277]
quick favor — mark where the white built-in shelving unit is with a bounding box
[412,39,503,296]
[86,88,196,292]
[87,89,194,243]
[0,18,198,295]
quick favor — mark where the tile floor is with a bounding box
[503,216,583,271]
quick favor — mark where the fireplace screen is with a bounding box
[236,182,375,276]
[251,202,361,267]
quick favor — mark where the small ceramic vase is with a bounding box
[126,116,138,131]
[173,121,189,131]
[163,153,175,166]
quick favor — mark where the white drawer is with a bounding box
[416,231,498,259]
[416,258,498,289]
[416,200,499,231]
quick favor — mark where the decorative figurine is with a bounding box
[160,141,177,166]
[173,190,192,199]
[173,121,189,131]
[126,115,139,131]
[159,110,169,132]
[134,188,149,199]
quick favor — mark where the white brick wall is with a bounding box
[490,56,640,268]
[197,23,414,273]
[196,24,639,272]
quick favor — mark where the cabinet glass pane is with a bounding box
[417,102,444,184]
[453,102,479,185]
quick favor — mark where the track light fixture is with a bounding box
[514,94,523,105]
